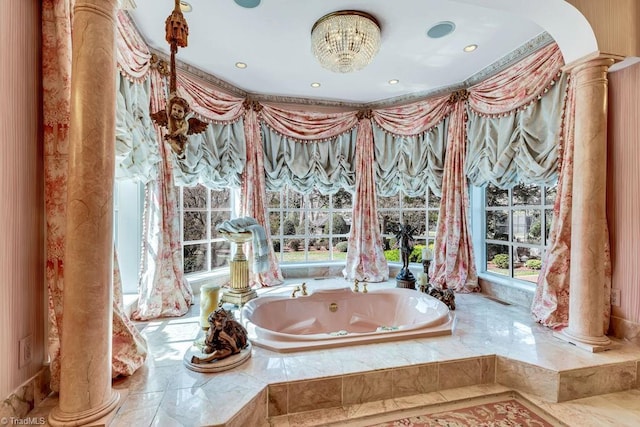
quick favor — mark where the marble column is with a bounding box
[554,55,617,352]
[48,0,120,425]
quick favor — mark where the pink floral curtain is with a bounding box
[531,79,574,328]
[260,104,358,141]
[112,249,147,376]
[241,105,284,286]
[467,44,564,115]
[343,116,389,282]
[133,69,193,320]
[431,99,479,292]
[115,11,150,82]
[531,78,612,333]
[44,0,147,390]
[372,95,452,135]
[43,0,72,393]
[176,72,245,122]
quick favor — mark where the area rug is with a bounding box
[367,398,558,427]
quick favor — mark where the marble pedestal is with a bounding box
[220,231,257,306]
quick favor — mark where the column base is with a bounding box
[553,329,620,353]
[220,288,257,306]
[49,390,120,426]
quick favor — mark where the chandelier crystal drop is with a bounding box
[311,11,381,73]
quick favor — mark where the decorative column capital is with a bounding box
[562,52,621,78]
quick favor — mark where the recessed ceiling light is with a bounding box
[388,79,399,85]
[235,62,247,69]
[179,1,192,13]
[310,82,321,88]
[234,0,261,8]
[426,21,456,39]
[463,44,478,52]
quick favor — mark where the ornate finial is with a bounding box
[243,99,263,113]
[356,109,373,120]
[448,89,469,104]
[150,54,170,77]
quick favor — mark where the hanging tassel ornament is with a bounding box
[150,0,207,157]
[165,0,189,49]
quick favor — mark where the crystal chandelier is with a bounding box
[311,10,381,73]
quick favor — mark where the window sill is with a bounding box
[478,271,536,308]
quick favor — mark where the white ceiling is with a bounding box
[128,0,592,106]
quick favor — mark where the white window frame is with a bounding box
[179,186,239,275]
[267,188,352,263]
[473,183,555,285]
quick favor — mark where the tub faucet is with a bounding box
[353,279,359,292]
[301,282,308,296]
[291,286,301,298]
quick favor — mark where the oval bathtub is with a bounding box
[241,287,454,352]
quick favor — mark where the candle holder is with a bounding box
[422,259,431,275]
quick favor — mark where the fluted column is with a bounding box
[49,0,120,425]
[554,55,617,352]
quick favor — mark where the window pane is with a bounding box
[266,191,281,208]
[428,211,439,238]
[211,211,231,239]
[283,238,303,262]
[545,209,554,246]
[486,186,508,207]
[210,189,230,209]
[284,189,303,209]
[512,184,541,205]
[309,210,328,235]
[331,238,348,261]
[211,241,231,268]
[184,244,207,274]
[428,191,440,208]
[308,190,330,209]
[404,194,426,208]
[269,212,281,235]
[333,189,352,209]
[545,186,557,205]
[309,241,331,262]
[380,212,401,235]
[271,238,283,257]
[329,213,351,235]
[183,185,207,209]
[486,244,509,276]
[514,246,542,283]
[486,210,508,240]
[282,214,299,235]
[512,209,541,245]
[378,194,399,209]
[184,212,206,241]
[403,210,426,236]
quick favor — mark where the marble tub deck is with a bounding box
[31,277,640,426]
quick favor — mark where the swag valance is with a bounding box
[262,124,357,195]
